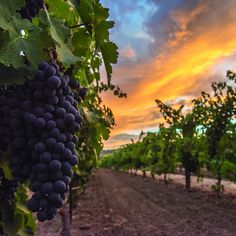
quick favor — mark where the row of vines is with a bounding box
[100,71,236,193]
[0,0,123,235]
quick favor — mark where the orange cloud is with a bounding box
[102,1,236,149]
[120,45,136,59]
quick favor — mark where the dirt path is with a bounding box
[36,169,236,236]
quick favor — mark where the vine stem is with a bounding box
[59,209,72,236]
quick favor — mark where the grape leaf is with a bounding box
[72,28,91,57]
[56,44,82,65]
[100,42,119,84]
[0,16,53,68]
[0,0,25,31]
[39,13,81,65]
[74,0,95,23]
[44,0,78,25]
[94,21,114,47]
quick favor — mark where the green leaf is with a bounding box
[76,0,95,23]
[94,2,109,24]
[100,42,118,84]
[95,21,114,46]
[44,0,78,24]
[40,12,81,65]
[56,44,81,65]
[0,16,52,68]
[72,28,91,57]
[0,0,25,31]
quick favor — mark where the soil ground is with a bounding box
[36,169,236,236]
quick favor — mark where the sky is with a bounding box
[100,0,236,149]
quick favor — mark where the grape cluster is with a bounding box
[0,168,18,205]
[0,61,87,222]
[19,0,44,21]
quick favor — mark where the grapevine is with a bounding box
[0,0,120,234]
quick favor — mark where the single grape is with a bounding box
[54,180,66,193]
[47,76,61,89]
[27,198,39,212]
[48,160,61,172]
[42,182,54,194]
[37,210,47,222]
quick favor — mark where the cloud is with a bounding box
[120,45,136,59]
[101,0,236,148]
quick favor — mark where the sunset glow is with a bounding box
[101,0,236,149]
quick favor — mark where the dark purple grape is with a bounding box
[57,133,66,143]
[61,101,71,111]
[54,142,65,153]
[43,112,53,121]
[45,66,56,77]
[65,133,73,141]
[36,0,44,8]
[35,117,46,128]
[47,96,58,105]
[50,171,63,181]
[26,114,36,124]
[37,172,49,182]
[44,87,56,97]
[42,182,54,194]
[68,79,79,89]
[38,61,49,71]
[27,198,39,212]
[55,119,65,130]
[64,113,75,125]
[36,163,48,172]
[70,155,78,166]
[65,142,75,151]
[48,160,61,172]
[63,86,72,95]
[79,87,88,99]
[65,95,74,104]
[62,162,71,172]
[44,104,55,113]
[31,181,42,192]
[32,191,44,201]
[37,210,47,222]
[72,135,78,144]
[48,193,63,208]
[47,76,61,89]
[33,107,44,117]
[39,199,49,210]
[55,108,66,118]
[49,128,60,138]
[47,206,57,220]
[54,180,66,193]
[35,143,46,154]
[46,120,56,130]
[56,88,63,96]
[39,152,52,163]
[46,137,56,148]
